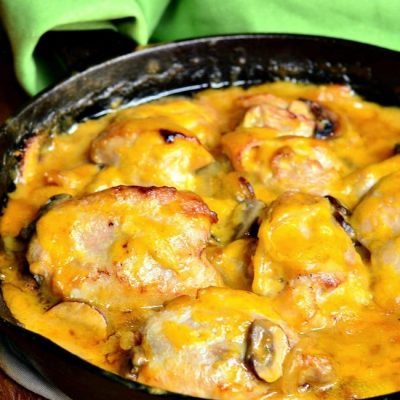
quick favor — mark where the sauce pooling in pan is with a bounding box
[2,81,400,399]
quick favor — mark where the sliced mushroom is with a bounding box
[324,195,356,241]
[233,199,265,240]
[301,99,338,139]
[325,195,374,261]
[222,173,256,203]
[45,301,107,339]
[246,319,290,383]
[44,301,108,342]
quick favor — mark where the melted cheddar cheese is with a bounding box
[2,81,400,399]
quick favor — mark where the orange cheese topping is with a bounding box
[2,81,400,399]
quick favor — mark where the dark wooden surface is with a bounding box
[0,32,47,400]
[0,368,46,400]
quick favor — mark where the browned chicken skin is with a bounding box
[27,186,223,310]
[351,171,400,311]
[88,117,214,192]
[132,287,296,400]
[253,192,371,330]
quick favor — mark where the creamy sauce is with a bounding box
[1,81,400,399]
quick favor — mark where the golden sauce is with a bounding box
[2,81,400,399]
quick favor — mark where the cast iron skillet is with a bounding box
[0,34,400,400]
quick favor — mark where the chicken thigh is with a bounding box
[132,287,296,399]
[27,186,222,310]
[252,192,371,329]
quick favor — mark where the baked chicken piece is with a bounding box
[222,131,347,201]
[88,117,214,192]
[351,171,400,250]
[238,94,338,139]
[252,192,371,330]
[113,97,221,148]
[341,154,400,208]
[351,171,400,311]
[27,186,222,310]
[131,287,296,399]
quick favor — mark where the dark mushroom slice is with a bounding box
[44,301,109,341]
[324,195,356,241]
[301,100,338,139]
[325,195,370,259]
[233,199,265,240]
[223,174,256,203]
[246,319,290,383]
[159,128,200,144]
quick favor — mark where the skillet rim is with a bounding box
[0,32,399,400]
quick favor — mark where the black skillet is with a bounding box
[0,34,399,400]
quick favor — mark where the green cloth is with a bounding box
[1,0,399,95]
[0,0,169,94]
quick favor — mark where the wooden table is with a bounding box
[0,368,46,400]
[0,32,47,400]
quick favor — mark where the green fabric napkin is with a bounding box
[1,0,399,95]
[0,0,169,94]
